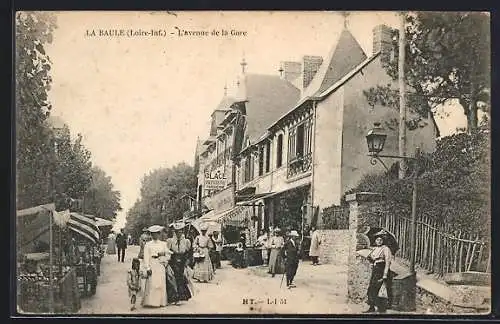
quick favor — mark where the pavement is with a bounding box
[78,245,366,315]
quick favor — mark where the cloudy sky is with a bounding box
[44,11,467,230]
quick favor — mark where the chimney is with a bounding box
[279,61,301,83]
[302,55,323,90]
[372,24,395,60]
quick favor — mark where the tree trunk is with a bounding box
[467,104,478,134]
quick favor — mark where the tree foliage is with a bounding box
[16,12,58,209]
[344,131,490,238]
[364,12,490,132]
[124,163,197,236]
[82,166,122,220]
[15,12,121,219]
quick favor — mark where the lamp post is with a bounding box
[365,122,420,274]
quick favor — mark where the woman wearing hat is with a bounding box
[364,230,393,313]
[268,227,285,277]
[166,222,194,305]
[138,227,151,260]
[106,231,117,255]
[192,223,215,283]
[142,225,171,308]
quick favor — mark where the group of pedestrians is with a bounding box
[106,228,128,263]
[256,227,307,289]
[124,221,226,311]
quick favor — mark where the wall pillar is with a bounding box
[346,192,383,303]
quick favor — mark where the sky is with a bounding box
[44,11,469,230]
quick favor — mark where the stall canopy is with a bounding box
[17,203,56,250]
[68,212,100,244]
[94,217,113,228]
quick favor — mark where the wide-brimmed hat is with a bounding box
[200,223,209,231]
[172,222,186,231]
[148,225,164,233]
[374,229,388,238]
[289,230,299,237]
[273,227,281,233]
[142,227,148,232]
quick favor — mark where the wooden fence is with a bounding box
[378,212,490,276]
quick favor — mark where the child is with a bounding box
[127,258,141,310]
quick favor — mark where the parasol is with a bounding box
[363,226,399,255]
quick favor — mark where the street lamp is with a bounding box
[365,122,420,283]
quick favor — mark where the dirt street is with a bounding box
[79,245,365,315]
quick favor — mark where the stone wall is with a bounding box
[317,229,350,266]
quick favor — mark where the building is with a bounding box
[195,24,439,244]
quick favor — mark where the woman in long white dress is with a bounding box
[106,232,117,255]
[142,225,171,308]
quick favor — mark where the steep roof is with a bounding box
[303,28,367,98]
[213,96,236,113]
[236,74,300,144]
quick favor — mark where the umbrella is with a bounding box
[363,226,399,255]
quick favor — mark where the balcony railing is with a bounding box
[287,152,312,178]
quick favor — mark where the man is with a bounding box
[282,230,300,288]
[309,226,322,265]
[212,231,223,269]
[115,228,127,263]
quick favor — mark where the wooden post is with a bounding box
[49,210,54,313]
[398,11,407,179]
[409,147,419,274]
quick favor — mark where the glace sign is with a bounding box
[204,169,228,191]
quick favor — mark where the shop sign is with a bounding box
[204,169,228,190]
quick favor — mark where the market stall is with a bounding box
[17,204,81,314]
[67,212,101,297]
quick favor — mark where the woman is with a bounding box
[138,228,151,259]
[268,228,285,277]
[142,225,171,308]
[208,233,218,274]
[166,223,194,305]
[364,230,393,313]
[309,227,322,265]
[106,231,117,255]
[192,223,215,283]
[257,230,269,265]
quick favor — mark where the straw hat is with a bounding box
[200,223,209,231]
[148,225,164,233]
[273,227,281,233]
[172,222,186,231]
[289,230,299,237]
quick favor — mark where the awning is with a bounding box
[17,204,56,248]
[17,203,55,218]
[236,192,274,206]
[219,205,254,227]
[94,217,114,228]
[68,212,100,244]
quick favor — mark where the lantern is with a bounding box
[366,122,387,155]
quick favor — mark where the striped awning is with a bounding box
[219,205,254,227]
[68,212,100,244]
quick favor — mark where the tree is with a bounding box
[16,12,58,209]
[82,166,122,220]
[125,162,197,235]
[364,12,490,133]
[52,126,93,201]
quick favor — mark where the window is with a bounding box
[276,134,283,167]
[296,123,305,157]
[265,142,271,173]
[258,146,264,176]
[244,154,255,183]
